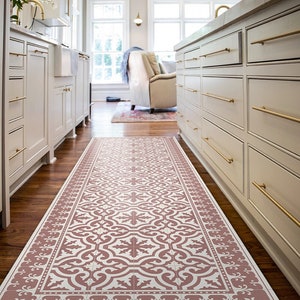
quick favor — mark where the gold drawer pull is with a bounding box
[203,92,235,103]
[203,137,233,164]
[251,30,300,45]
[9,96,26,103]
[185,57,198,62]
[79,53,89,60]
[185,88,198,93]
[252,106,300,123]
[9,147,26,160]
[252,181,300,227]
[176,60,183,63]
[176,84,184,87]
[10,52,26,57]
[34,49,48,55]
[200,48,231,58]
[186,120,198,131]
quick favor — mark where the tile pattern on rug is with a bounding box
[111,102,177,123]
[0,137,278,299]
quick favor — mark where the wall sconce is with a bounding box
[134,12,143,26]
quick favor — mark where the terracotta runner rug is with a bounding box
[0,137,278,299]
[111,102,176,123]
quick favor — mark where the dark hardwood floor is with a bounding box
[0,102,298,298]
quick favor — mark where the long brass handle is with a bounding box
[10,52,26,57]
[252,181,300,227]
[9,147,26,160]
[252,106,300,123]
[203,137,233,164]
[200,48,231,58]
[203,92,235,103]
[9,96,26,103]
[185,88,198,93]
[176,60,183,63]
[251,30,300,45]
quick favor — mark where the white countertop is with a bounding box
[174,0,282,51]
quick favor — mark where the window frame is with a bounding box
[148,0,241,58]
[87,0,129,85]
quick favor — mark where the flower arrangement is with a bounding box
[10,0,28,23]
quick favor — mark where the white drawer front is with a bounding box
[8,77,25,122]
[184,76,201,108]
[202,119,244,193]
[200,31,242,67]
[202,76,244,127]
[184,47,201,69]
[249,147,300,256]
[9,38,26,69]
[248,79,300,156]
[8,126,25,177]
[247,10,300,63]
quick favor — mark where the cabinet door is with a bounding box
[75,58,84,124]
[25,44,48,163]
[65,85,73,132]
[83,58,90,116]
[53,87,65,143]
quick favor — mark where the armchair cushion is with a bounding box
[145,52,161,75]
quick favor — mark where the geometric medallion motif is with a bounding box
[0,137,278,299]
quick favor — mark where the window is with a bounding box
[149,0,240,60]
[89,0,128,84]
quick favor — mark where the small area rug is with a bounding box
[111,102,177,123]
[0,137,278,299]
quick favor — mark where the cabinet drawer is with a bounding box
[200,31,242,67]
[248,79,300,156]
[8,126,25,176]
[184,47,201,69]
[9,38,26,69]
[202,76,244,127]
[249,147,300,256]
[247,10,300,63]
[184,76,201,108]
[8,77,25,122]
[185,106,202,149]
[202,119,244,193]
[176,53,184,70]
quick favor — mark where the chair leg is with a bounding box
[149,108,154,114]
[131,105,135,111]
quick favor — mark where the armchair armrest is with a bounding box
[150,72,176,83]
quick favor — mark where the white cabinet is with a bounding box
[53,80,74,146]
[8,30,50,194]
[8,36,26,185]
[175,0,300,293]
[25,43,49,164]
[75,52,90,126]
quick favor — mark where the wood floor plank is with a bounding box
[0,102,298,299]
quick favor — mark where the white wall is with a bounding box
[130,0,148,49]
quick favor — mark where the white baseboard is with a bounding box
[91,84,131,102]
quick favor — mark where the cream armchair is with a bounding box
[127,51,176,113]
